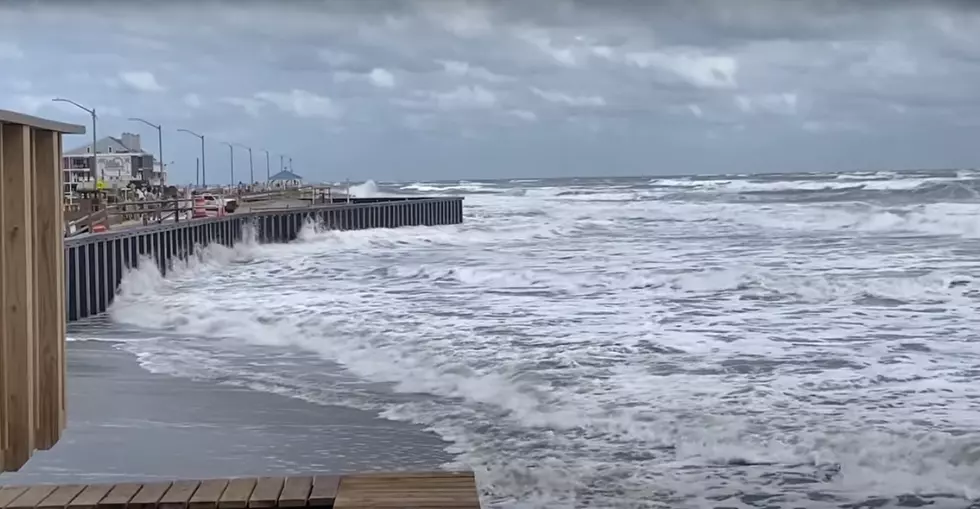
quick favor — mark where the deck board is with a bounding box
[37,485,85,509]
[0,472,479,509]
[216,479,255,509]
[127,483,172,509]
[275,478,310,508]
[8,485,58,509]
[187,480,228,509]
[334,472,480,509]
[0,487,30,509]
[67,485,114,509]
[306,477,338,508]
[245,478,282,509]
[99,483,142,509]
[157,481,200,509]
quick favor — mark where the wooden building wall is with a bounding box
[0,109,85,472]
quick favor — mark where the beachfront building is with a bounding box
[269,169,303,189]
[62,132,166,201]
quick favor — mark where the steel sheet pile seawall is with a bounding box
[62,197,464,322]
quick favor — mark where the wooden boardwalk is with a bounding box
[0,472,481,509]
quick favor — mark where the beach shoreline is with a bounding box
[0,341,454,485]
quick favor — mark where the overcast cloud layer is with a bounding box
[2,1,980,183]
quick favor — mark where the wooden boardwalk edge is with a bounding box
[0,472,480,509]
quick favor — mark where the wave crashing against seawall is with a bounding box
[72,170,980,509]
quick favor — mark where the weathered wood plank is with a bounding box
[246,478,283,509]
[306,477,338,508]
[97,483,141,509]
[31,128,65,451]
[37,485,85,509]
[333,472,480,509]
[127,483,172,509]
[0,123,5,473]
[157,481,199,509]
[276,477,311,508]
[216,479,255,509]
[1,122,36,470]
[66,485,113,509]
[7,485,57,509]
[0,487,28,509]
[187,480,228,509]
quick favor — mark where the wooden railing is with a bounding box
[0,109,85,472]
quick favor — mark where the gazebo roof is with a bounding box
[269,170,303,181]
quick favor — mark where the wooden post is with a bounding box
[0,109,84,471]
[33,130,65,449]
[1,122,36,469]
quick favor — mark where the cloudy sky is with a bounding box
[2,1,979,183]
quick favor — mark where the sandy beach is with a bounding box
[0,341,453,485]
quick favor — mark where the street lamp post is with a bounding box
[222,142,235,186]
[261,149,271,183]
[234,144,253,185]
[177,128,206,188]
[128,117,164,191]
[52,98,100,182]
[288,157,293,172]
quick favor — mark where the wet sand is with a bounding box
[0,341,453,485]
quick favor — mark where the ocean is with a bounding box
[47,170,980,507]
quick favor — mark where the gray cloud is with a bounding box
[1,0,979,181]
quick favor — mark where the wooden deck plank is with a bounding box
[216,479,256,509]
[0,487,30,508]
[306,477,338,508]
[276,478,311,508]
[0,471,480,509]
[157,481,200,509]
[246,478,283,509]
[67,485,114,509]
[187,480,228,509]
[333,473,480,509]
[127,483,173,509]
[97,483,142,509]
[7,485,58,509]
[37,485,85,509]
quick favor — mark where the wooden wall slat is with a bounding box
[36,485,85,509]
[55,132,67,435]
[0,113,7,473]
[31,129,63,451]
[0,123,37,470]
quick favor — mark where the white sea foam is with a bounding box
[98,172,980,508]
